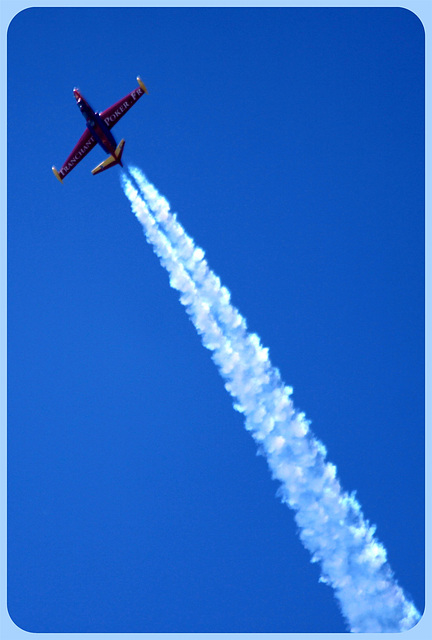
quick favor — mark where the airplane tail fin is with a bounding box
[115,138,125,164]
[91,139,125,176]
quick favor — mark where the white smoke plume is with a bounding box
[121,167,420,633]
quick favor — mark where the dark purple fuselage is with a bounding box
[76,94,118,156]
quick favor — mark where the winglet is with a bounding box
[52,166,63,184]
[137,76,148,94]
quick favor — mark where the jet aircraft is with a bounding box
[52,76,148,183]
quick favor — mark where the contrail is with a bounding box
[121,167,420,633]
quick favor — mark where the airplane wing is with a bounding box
[99,77,148,130]
[52,128,97,183]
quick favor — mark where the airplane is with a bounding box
[52,76,148,183]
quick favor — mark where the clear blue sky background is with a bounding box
[7,7,424,634]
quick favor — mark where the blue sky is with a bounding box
[7,7,424,634]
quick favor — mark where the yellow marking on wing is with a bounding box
[91,155,117,175]
[52,166,63,184]
[137,77,148,94]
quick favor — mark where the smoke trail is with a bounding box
[121,168,420,633]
